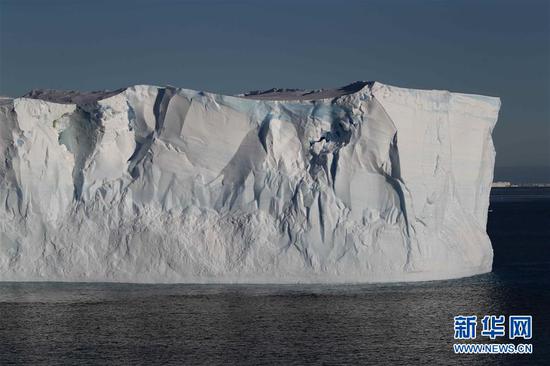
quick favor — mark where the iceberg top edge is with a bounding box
[11,81,501,107]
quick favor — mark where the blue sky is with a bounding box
[0,0,548,179]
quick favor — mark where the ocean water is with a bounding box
[0,188,549,365]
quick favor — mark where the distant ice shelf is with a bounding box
[0,81,500,283]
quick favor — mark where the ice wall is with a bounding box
[0,82,500,283]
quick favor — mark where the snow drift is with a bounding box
[0,82,500,283]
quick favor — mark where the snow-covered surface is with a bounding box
[0,82,500,283]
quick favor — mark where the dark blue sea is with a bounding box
[1,188,549,365]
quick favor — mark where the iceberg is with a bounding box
[0,82,500,283]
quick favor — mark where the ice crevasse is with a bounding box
[0,81,501,283]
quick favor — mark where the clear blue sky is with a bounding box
[0,0,548,180]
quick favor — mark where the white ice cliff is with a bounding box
[0,82,500,283]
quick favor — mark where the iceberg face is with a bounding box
[0,82,500,283]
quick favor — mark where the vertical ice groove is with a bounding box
[127,87,176,179]
[59,106,101,200]
[367,95,416,270]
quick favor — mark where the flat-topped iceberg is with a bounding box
[0,81,500,283]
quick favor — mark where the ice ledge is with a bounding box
[0,264,492,284]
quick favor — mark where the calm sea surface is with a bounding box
[1,188,549,365]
